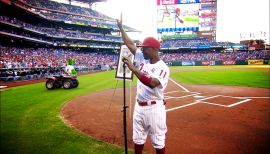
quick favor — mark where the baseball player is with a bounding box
[117,18,169,154]
[175,8,184,24]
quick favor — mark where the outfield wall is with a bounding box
[171,59,269,66]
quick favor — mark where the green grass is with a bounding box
[170,65,270,88]
[1,71,135,154]
[0,65,269,154]
[170,65,270,69]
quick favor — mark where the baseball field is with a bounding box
[1,65,269,154]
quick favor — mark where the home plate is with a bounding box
[194,95,205,98]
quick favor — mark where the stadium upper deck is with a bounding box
[0,0,256,51]
[0,0,126,49]
[18,0,137,31]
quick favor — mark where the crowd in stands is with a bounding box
[1,47,269,70]
[161,38,233,48]
[1,29,121,48]
[1,46,269,82]
[1,28,121,48]
[37,11,118,29]
[21,0,111,20]
[2,14,246,50]
[14,0,135,30]
[0,47,118,69]
[0,16,122,43]
[161,50,270,62]
[1,15,248,50]
[0,67,64,81]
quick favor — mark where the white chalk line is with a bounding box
[166,78,268,111]
[227,99,252,107]
[196,95,220,101]
[200,101,228,107]
[211,95,270,99]
[166,101,200,112]
[165,94,261,112]
[165,93,201,100]
[233,97,270,99]
[169,78,190,92]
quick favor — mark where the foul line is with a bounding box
[169,78,190,92]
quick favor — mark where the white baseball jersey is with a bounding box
[133,49,169,149]
[134,49,169,102]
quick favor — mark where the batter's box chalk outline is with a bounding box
[197,95,252,108]
[166,101,200,112]
[164,90,199,95]
[164,90,201,100]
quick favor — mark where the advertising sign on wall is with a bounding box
[182,61,195,66]
[223,60,236,65]
[202,61,210,66]
[248,59,264,65]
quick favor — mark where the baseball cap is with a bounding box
[137,37,161,49]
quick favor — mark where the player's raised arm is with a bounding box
[117,15,137,55]
[122,57,161,89]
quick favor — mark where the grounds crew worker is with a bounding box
[117,17,170,154]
